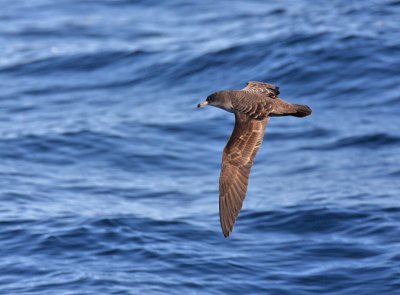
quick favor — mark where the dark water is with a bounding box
[1,0,400,294]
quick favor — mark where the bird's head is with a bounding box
[197,91,234,112]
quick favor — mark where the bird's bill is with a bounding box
[197,101,208,108]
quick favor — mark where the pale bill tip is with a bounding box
[197,101,208,108]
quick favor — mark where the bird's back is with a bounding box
[230,91,274,120]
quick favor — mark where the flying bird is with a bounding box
[197,81,312,237]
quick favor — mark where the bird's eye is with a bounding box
[207,96,213,102]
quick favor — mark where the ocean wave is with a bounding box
[0,49,150,75]
[302,133,400,150]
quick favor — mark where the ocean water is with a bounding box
[1,0,400,294]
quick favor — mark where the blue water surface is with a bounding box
[1,0,400,294]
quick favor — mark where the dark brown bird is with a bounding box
[197,81,312,238]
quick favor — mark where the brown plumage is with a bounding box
[197,81,312,237]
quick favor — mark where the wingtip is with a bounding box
[221,225,230,238]
[222,226,232,238]
[245,81,280,96]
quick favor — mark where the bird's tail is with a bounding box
[290,104,312,117]
[270,98,312,117]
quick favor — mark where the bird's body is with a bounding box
[198,81,312,238]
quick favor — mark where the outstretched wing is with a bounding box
[242,81,280,98]
[219,111,269,237]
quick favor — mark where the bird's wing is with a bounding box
[242,81,280,98]
[219,111,269,237]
